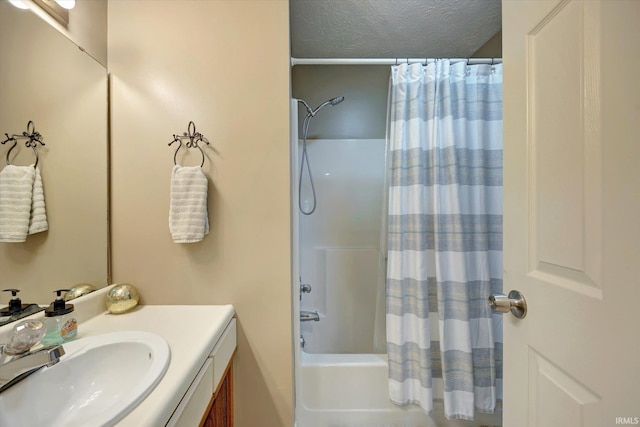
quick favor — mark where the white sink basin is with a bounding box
[0,331,170,427]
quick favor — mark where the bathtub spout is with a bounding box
[300,310,320,322]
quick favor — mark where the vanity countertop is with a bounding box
[81,304,235,426]
[0,286,235,427]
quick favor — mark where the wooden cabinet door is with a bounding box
[201,362,233,427]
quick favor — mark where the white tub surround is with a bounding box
[298,138,386,355]
[0,285,236,427]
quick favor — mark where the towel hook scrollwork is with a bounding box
[1,121,45,168]
[168,121,210,167]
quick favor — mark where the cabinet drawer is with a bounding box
[166,318,236,427]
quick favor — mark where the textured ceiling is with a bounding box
[290,0,502,58]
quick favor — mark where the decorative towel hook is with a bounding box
[168,121,210,167]
[1,121,45,168]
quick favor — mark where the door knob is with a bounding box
[489,290,527,319]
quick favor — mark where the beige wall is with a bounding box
[471,30,502,58]
[67,0,108,65]
[26,0,108,66]
[108,1,292,427]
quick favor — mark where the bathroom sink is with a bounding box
[0,331,170,427]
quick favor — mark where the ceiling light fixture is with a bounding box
[30,0,73,25]
[8,0,30,9]
[54,0,75,9]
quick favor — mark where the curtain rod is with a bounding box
[291,57,502,66]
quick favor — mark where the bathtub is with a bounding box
[289,128,502,426]
[296,352,502,427]
[296,352,435,427]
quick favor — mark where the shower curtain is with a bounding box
[386,60,503,420]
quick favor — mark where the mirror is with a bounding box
[0,2,109,314]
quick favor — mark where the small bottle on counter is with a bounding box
[42,289,77,346]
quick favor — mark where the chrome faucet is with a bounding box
[0,345,65,392]
[0,319,65,393]
[300,310,320,322]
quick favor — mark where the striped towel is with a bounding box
[0,165,48,242]
[169,165,209,243]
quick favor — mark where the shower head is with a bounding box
[329,96,345,106]
[312,96,345,116]
[297,96,345,117]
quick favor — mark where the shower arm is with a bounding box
[296,99,314,117]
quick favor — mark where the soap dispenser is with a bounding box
[0,289,25,317]
[0,289,44,325]
[42,289,78,346]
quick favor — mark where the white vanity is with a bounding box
[0,286,236,427]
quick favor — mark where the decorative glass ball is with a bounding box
[65,283,97,301]
[5,320,46,355]
[105,284,140,314]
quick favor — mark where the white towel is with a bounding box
[169,165,209,243]
[0,164,48,242]
[29,166,48,235]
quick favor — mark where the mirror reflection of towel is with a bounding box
[169,165,209,243]
[0,164,48,243]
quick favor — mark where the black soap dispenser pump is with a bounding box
[42,289,78,346]
[0,289,24,316]
[0,289,45,325]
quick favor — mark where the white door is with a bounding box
[502,0,640,426]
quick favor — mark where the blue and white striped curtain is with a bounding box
[386,60,503,420]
